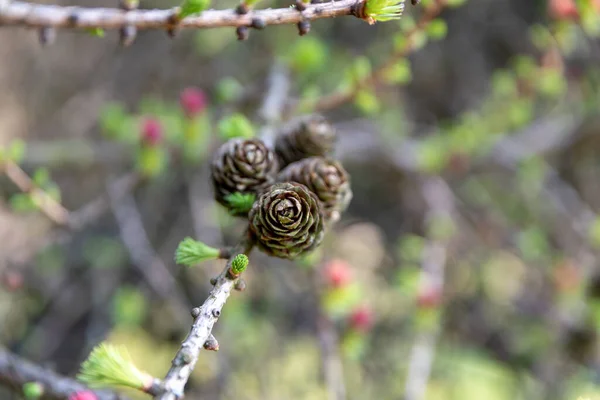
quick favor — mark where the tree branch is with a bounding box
[1,160,70,226]
[313,0,446,112]
[156,233,255,400]
[0,0,361,31]
[0,347,126,400]
[403,177,454,400]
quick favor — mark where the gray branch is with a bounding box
[0,1,359,30]
[403,177,454,400]
[0,347,125,400]
[155,235,254,399]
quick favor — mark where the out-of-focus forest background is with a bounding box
[1,0,600,399]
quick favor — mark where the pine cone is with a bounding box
[274,114,336,168]
[249,182,324,259]
[278,157,352,222]
[211,138,278,216]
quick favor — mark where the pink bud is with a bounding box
[180,87,207,117]
[69,391,98,400]
[323,259,352,288]
[548,0,579,20]
[349,305,374,332]
[1,270,24,292]
[140,118,163,146]
[416,284,443,309]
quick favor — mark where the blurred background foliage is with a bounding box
[1,0,600,399]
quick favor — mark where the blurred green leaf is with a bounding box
[491,71,518,98]
[136,146,168,177]
[397,234,425,262]
[179,0,210,19]
[446,0,467,7]
[216,77,244,104]
[82,236,128,269]
[382,59,412,84]
[341,330,368,360]
[112,286,148,327]
[7,139,26,163]
[512,55,537,80]
[536,68,567,98]
[417,137,449,174]
[9,193,37,213]
[517,226,550,261]
[588,217,600,248]
[86,28,105,37]
[427,19,448,40]
[32,168,50,186]
[321,284,362,318]
[218,113,255,140]
[286,37,328,74]
[354,89,380,115]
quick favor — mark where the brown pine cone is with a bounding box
[211,138,279,216]
[278,157,352,222]
[274,114,336,168]
[249,182,324,259]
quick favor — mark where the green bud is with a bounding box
[22,382,44,399]
[175,238,220,266]
[230,254,249,275]
[77,343,151,390]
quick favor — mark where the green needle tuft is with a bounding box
[175,237,221,266]
[224,192,257,215]
[77,343,151,390]
[363,0,405,24]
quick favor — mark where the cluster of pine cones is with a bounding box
[210,115,352,259]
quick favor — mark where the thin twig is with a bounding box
[316,314,347,400]
[156,234,254,400]
[403,177,454,400]
[313,0,446,112]
[106,178,192,326]
[259,62,291,147]
[1,159,70,225]
[0,347,126,400]
[0,0,361,30]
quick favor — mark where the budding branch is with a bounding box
[0,0,362,30]
[155,234,254,400]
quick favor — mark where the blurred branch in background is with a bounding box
[403,177,453,400]
[107,178,191,326]
[0,347,125,400]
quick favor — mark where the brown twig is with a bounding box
[313,0,446,112]
[1,159,70,226]
[0,346,126,400]
[155,234,254,400]
[106,178,192,326]
[0,0,361,31]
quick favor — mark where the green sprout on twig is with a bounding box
[175,237,221,266]
[229,254,249,277]
[77,343,152,390]
[224,192,256,215]
[362,0,406,24]
[179,0,211,19]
